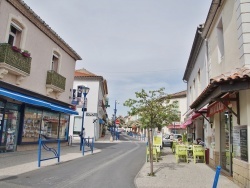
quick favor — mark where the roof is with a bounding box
[75,69,98,77]
[75,69,108,95]
[183,25,204,81]
[170,90,186,98]
[9,0,82,60]
[201,0,224,39]
[190,67,250,109]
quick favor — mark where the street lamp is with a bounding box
[114,100,118,140]
[79,86,90,151]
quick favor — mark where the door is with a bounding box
[220,111,233,175]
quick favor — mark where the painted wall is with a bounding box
[207,0,240,79]
[69,79,104,140]
[0,0,76,104]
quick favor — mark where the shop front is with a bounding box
[0,87,78,152]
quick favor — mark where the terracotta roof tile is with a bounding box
[210,67,250,84]
[190,67,250,109]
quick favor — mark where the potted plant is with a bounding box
[11,46,21,53]
[22,50,31,57]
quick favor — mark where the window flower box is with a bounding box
[11,46,21,53]
[22,50,31,57]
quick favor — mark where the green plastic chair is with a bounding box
[146,147,158,162]
[172,141,176,153]
[193,145,205,163]
[175,145,188,163]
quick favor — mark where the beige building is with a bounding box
[162,90,187,135]
[184,0,250,187]
[0,0,81,151]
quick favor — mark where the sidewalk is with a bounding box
[135,147,239,188]
[0,131,119,179]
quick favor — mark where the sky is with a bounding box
[23,0,211,117]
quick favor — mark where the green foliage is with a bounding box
[123,88,180,130]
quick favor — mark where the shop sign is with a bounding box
[207,101,228,117]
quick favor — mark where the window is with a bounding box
[217,19,224,61]
[8,23,22,47]
[52,52,60,72]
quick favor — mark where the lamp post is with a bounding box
[79,86,90,151]
[114,100,118,140]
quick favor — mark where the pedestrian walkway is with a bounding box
[135,147,239,188]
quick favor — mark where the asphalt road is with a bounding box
[1,135,146,188]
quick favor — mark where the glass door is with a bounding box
[1,109,19,151]
[220,111,233,175]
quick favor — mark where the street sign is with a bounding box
[115,119,120,125]
[86,112,97,116]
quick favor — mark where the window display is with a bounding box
[23,108,42,142]
[23,107,70,142]
[42,111,60,139]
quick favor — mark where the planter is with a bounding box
[12,46,21,53]
[22,52,31,57]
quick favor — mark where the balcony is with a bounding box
[0,43,31,84]
[46,70,66,98]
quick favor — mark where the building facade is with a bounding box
[184,0,250,187]
[0,0,80,152]
[69,69,108,141]
[162,90,187,135]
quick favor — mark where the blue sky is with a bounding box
[23,0,211,117]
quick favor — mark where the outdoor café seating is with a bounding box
[146,146,158,162]
[175,144,188,163]
[193,145,205,163]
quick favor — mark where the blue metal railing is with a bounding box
[82,137,94,156]
[38,135,60,167]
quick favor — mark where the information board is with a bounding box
[240,126,248,162]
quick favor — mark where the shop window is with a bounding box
[52,52,60,72]
[8,22,23,48]
[59,114,70,140]
[23,107,42,143]
[73,116,82,135]
[217,19,224,62]
[42,111,60,139]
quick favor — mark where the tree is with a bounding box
[124,88,179,176]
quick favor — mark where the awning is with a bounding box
[192,108,207,120]
[0,87,78,115]
[167,125,183,129]
[180,117,192,128]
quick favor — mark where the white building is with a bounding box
[161,90,187,135]
[184,0,250,186]
[0,0,80,152]
[69,69,108,141]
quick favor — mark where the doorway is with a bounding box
[220,111,233,175]
[0,102,20,152]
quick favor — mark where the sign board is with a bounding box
[115,119,120,125]
[86,112,97,116]
[240,126,248,162]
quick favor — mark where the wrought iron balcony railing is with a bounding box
[46,70,66,91]
[0,43,31,75]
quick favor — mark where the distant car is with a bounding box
[162,134,182,147]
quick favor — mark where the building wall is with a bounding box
[70,80,103,140]
[207,0,240,79]
[0,0,76,103]
[187,41,207,107]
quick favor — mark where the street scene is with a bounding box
[0,0,250,187]
[0,132,237,188]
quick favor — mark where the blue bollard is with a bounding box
[213,166,221,188]
[91,137,94,154]
[38,138,42,167]
[82,139,85,156]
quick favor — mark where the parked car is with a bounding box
[162,134,182,147]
